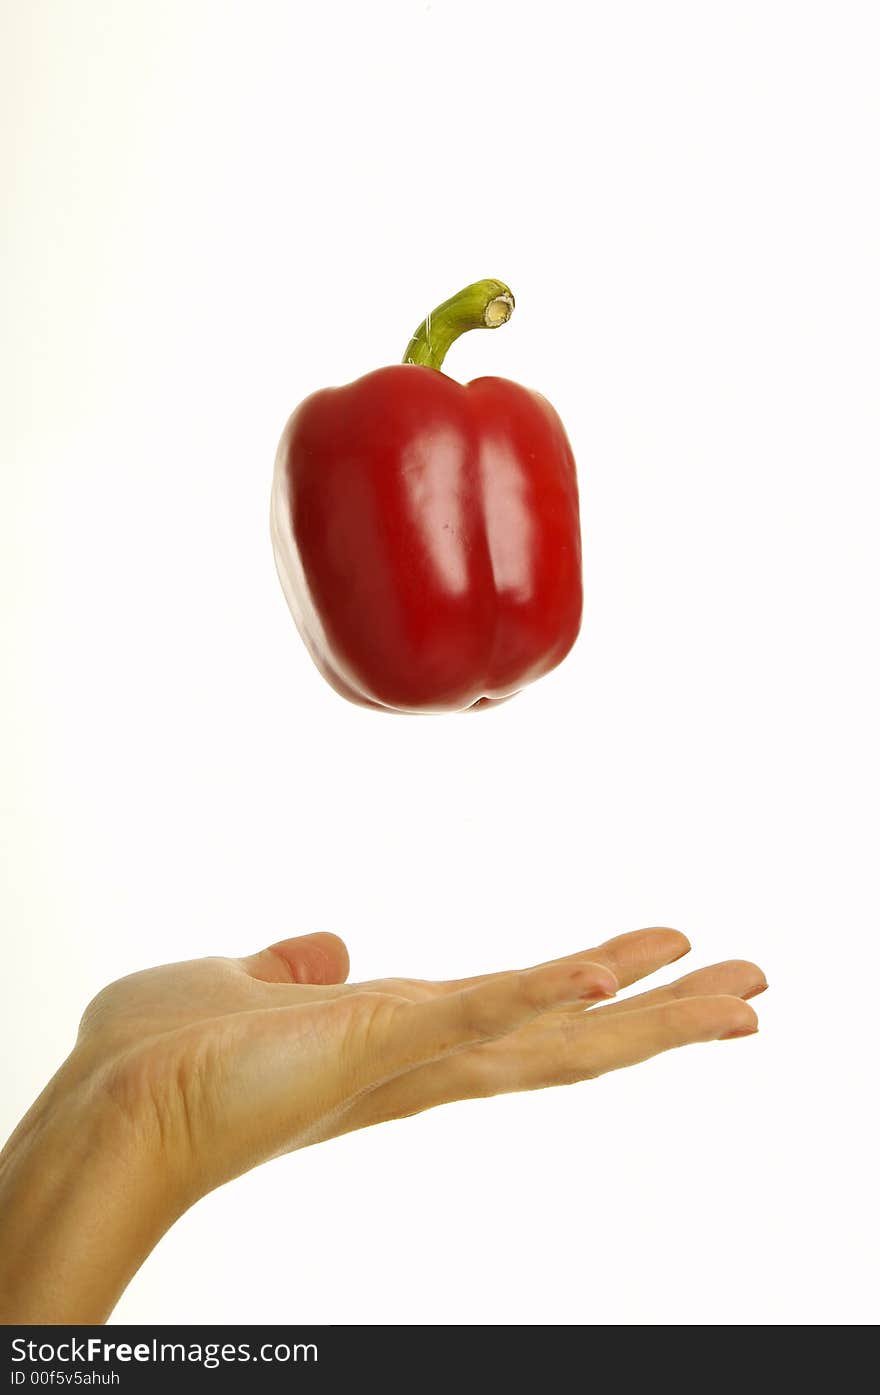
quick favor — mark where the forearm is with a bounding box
[0,1070,183,1324]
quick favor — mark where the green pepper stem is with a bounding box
[402,279,515,372]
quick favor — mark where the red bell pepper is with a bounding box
[271,280,582,712]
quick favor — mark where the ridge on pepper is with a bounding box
[271,280,582,713]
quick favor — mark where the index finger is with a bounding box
[438,927,690,997]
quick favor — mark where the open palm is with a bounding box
[71,929,764,1199]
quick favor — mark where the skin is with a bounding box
[0,928,765,1323]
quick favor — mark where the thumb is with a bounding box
[242,931,350,985]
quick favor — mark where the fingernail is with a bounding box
[579,980,617,1001]
[742,982,768,1000]
[720,1025,759,1040]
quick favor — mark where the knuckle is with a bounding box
[456,987,503,1042]
[456,1004,490,1046]
[458,1046,506,1099]
[259,945,297,983]
[509,971,544,1018]
[548,1019,597,1087]
[333,991,405,1067]
[666,972,698,1001]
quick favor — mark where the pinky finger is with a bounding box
[553,993,760,1085]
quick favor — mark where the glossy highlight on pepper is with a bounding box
[271,280,582,713]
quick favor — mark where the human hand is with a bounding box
[0,928,765,1322]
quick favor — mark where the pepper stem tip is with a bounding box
[484,292,514,328]
[402,279,515,373]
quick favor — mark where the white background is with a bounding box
[1,0,878,1325]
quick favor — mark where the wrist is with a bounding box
[0,1055,191,1323]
